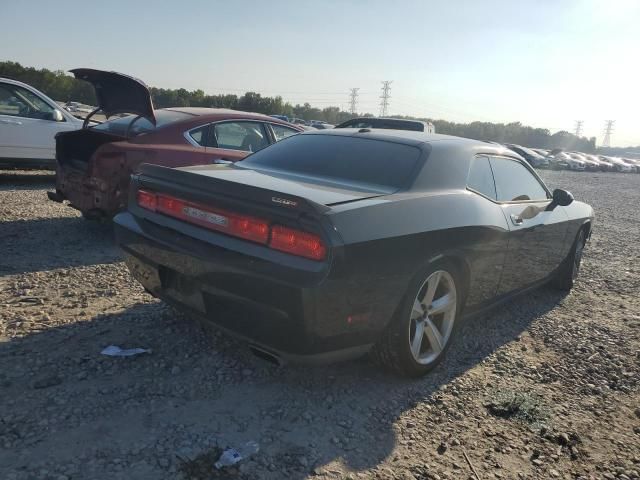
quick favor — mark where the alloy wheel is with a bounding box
[408,270,457,365]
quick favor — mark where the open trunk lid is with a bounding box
[71,68,156,125]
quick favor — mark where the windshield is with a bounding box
[91,109,192,137]
[239,134,422,190]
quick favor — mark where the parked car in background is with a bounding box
[289,117,308,126]
[504,144,549,168]
[335,117,435,133]
[64,101,94,114]
[532,148,550,157]
[48,69,303,219]
[269,114,289,122]
[114,129,592,376]
[622,158,640,173]
[311,123,335,129]
[568,153,600,171]
[0,77,84,168]
[602,156,634,173]
[552,152,585,171]
[583,154,613,171]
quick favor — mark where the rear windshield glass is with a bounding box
[239,134,422,190]
[91,110,193,137]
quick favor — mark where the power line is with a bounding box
[348,88,360,115]
[379,81,392,117]
[602,120,615,147]
[574,120,584,137]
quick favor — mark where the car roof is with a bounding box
[162,107,266,117]
[301,127,506,151]
[301,127,449,144]
[146,107,301,131]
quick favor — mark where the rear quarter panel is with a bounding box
[315,191,510,340]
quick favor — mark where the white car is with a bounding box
[554,152,585,171]
[622,158,640,173]
[0,77,84,169]
[604,156,633,173]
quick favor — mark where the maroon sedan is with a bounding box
[48,69,302,219]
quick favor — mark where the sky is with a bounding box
[1,0,638,146]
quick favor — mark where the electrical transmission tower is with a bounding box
[379,81,392,116]
[348,88,360,115]
[602,120,615,147]
[574,120,583,137]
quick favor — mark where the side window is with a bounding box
[188,125,207,146]
[467,156,497,200]
[212,122,269,152]
[271,124,298,141]
[0,83,56,120]
[489,156,548,202]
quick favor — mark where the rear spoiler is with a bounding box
[135,164,331,216]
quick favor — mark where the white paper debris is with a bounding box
[100,345,151,357]
[214,441,259,469]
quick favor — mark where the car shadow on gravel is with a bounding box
[0,286,566,479]
[0,217,121,275]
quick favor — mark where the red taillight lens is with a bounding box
[156,194,270,244]
[269,225,326,261]
[138,190,326,261]
[230,215,270,244]
[137,189,157,211]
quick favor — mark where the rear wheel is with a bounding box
[373,262,462,377]
[552,228,586,291]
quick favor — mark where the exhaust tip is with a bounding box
[249,345,283,366]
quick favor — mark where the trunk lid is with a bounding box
[71,68,156,125]
[173,163,388,208]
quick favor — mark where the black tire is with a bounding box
[551,228,586,291]
[372,260,463,377]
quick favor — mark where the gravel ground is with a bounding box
[0,168,638,480]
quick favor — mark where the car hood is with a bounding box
[71,68,156,125]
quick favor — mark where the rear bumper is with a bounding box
[54,165,122,216]
[114,212,377,364]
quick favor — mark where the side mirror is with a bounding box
[51,109,64,122]
[549,188,574,209]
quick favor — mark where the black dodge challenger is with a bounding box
[114,129,594,377]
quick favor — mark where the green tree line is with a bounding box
[2,60,624,153]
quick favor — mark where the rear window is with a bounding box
[239,134,422,190]
[91,110,193,137]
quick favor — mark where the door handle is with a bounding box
[510,214,523,226]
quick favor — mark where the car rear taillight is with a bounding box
[135,190,325,260]
[155,194,270,244]
[137,189,157,211]
[269,225,326,261]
